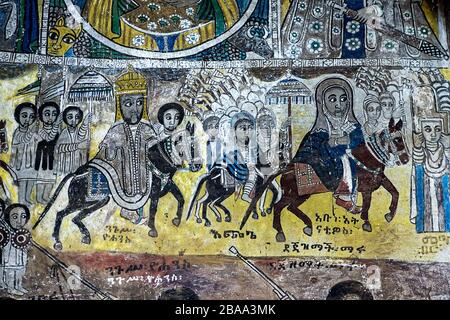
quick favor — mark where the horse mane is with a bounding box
[147,138,177,174]
[352,133,385,170]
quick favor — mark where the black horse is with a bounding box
[33,134,200,251]
[186,165,281,227]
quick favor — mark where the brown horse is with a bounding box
[240,119,409,242]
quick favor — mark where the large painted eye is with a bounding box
[49,31,59,40]
[62,36,75,44]
[328,96,337,103]
[340,95,348,102]
[136,99,144,107]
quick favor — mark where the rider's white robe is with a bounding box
[90,120,157,211]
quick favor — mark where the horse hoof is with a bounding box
[276,232,286,242]
[362,222,372,232]
[81,235,91,245]
[204,220,211,227]
[261,211,266,217]
[303,226,313,237]
[225,216,232,223]
[172,218,181,227]
[216,216,222,223]
[196,218,202,224]
[148,229,158,238]
[54,242,63,251]
[385,213,394,223]
[267,208,272,215]
[252,213,259,220]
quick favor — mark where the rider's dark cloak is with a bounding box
[292,126,364,192]
[291,78,364,192]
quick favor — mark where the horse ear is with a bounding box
[395,119,403,131]
[389,118,395,130]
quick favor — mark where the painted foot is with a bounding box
[53,241,63,251]
[18,287,28,294]
[172,218,181,227]
[225,215,231,223]
[81,235,91,245]
[204,220,211,227]
[275,232,286,242]
[148,229,158,238]
[196,218,202,224]
[303,226,313,237]
[7,288,24,296]
[362,221,372,232]
[216,216,222,223]
[252,212,259,220]
[385,213,394,223]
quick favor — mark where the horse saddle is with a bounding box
[87,168,110,201]
[294,163,329,196]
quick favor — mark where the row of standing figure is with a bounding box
[10,102,91,206]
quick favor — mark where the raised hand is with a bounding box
[412,131,424,149]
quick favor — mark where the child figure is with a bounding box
[55,106,91,175]
[1,204,31,296]
[10,103,39,205]
[35,102,62,204]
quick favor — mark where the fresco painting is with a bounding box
[0,0,449,301]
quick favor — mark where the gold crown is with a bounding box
[114,67,148,95]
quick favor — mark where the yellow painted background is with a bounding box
[1,67,450,262]
[0,0,449,262]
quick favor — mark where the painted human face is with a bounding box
[120,94,144,125]
[42,106,59,126]
[19,107,36,127]
[47,17,82,56]
[65,109,82,128]
[366,102,381,122]
[257,116,274,142]
[235,120,254,145]
[205,119,219,139]
[163,109,182,132]
[380,95,395,120]
[8,207,28,230]
[421,119,443,144]
[324,87,349,118]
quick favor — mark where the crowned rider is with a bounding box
[90,68,157,223]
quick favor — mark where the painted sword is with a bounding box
[326,0,450,60]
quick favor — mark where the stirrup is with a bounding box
[335,198,361,214]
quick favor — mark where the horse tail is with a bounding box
[32,172,77,230]
[185,173,210,221]
[239,166,292,230]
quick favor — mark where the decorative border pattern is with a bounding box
[0,50,448,69]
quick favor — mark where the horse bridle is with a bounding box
[367,129,406,167]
